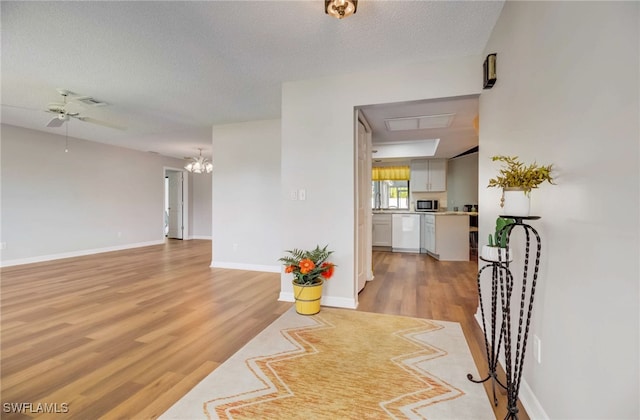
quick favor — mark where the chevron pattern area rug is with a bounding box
[161,307,494,419]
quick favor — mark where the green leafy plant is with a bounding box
[487,155,555,194]
[279,245,336,285]
[488,217,515,248]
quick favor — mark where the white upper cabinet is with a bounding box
[428,160,447,191]
[410,159,447,192]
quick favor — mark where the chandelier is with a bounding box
[185,148,213,174]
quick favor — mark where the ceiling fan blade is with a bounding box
[75,116,126,130]
[46,117,65,128]
[2,104,42,111]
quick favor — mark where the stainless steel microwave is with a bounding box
[415,199,439,212]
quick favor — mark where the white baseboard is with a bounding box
[519,379,549,420]
[279,292,357,309]
[474,308,483,328]
[0,240,165,267]
[210,261,280,273]
[279,291,293,302]
[323,295,357,309]
[474,309,548,419]
[190,235,212,240]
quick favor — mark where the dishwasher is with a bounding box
[391,214,421,253]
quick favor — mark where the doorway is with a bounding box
[164,168,189,240]
[354,95,480,302]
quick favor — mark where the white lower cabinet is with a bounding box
[372,214,392,247]
[421,214,436,254]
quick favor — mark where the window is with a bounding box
[372,180,409,210]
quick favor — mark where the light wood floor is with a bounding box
[1,240,527,419]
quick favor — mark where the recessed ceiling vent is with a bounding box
[384,113,455,132]
[74,96,108,107]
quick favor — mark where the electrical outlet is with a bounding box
[0,242,6,250]
[533,335,542,364]
[233,243,239,251]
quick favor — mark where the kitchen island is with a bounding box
[421,212,472,261]
[372,210,475,261]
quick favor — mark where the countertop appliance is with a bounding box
[415,199,439,212]
[463,204,478,212]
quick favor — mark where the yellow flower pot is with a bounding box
[292,280,323,315]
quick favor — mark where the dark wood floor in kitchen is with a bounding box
[0,240,527,419]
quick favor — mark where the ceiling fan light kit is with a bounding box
[325,0,357,19]
[185,149,213,174]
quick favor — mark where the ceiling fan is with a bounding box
[44,89,126,130]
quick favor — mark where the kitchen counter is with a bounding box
[372,210,473,261]
[421,212,471,261]
[373,210,478,216]
[372,210,415,214]
[435,211,478,216]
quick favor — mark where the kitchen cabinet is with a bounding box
[421,213,470,261]
[421,214,436,254]
[410,159,447,192]
[372,213,392,247]
[391,214,421,253]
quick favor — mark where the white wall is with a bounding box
[0,124,188,266]
[211,119,281,271]
[480,2,639,418]
[189,172,212,239]
[447,152,478,209]
[280,57,483,308]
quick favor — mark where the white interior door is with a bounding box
[167,170,184,239]
[356,117,372,293]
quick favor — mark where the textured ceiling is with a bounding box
[1,1,504,159]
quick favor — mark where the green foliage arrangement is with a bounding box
[488,217,515,248]
[487,156,555,194]
[279,245,336,286]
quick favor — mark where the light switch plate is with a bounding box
[298,189,306,201]
[533,335,542,364]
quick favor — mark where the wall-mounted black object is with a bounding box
[483,53,497,89]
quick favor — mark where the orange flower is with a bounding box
[299,258,315,274]
[285,265,295,273]
[321,262,335,279]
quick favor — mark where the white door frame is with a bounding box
[163,167,189,240]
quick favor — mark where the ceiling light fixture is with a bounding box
[185,148,213,174]
[325,0,357,19]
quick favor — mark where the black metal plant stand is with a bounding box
[468,216,542,420]
[467,257,510,406]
